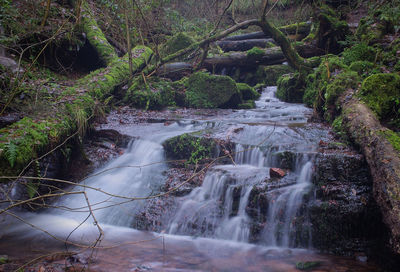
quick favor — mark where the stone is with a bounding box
[269,168,286,178]
[0,56,23,73]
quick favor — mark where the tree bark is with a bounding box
[203,44,323,68]
[223,21,311,41]
[78,1,118,66]
[216,38,276,52]
[341,92,400,255]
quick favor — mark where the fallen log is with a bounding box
[156,62,193,80]
[216,38,276,52]
[224,21,311,41]
[0,46,153,176]
[341,92,400,256]
[79,1,118,65]
[203,44,324,69]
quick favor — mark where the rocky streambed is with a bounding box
[0,87,388,271]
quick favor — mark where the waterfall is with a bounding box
[261,159,313,247]
[167,165,268,242]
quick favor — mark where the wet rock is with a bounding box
[186,72,242,109]
[90,129,132,148]
[270,168,286,178]
[0,56,23,73]
[313,152,370,184]
[310,150,384,256]
[0,113,23,128]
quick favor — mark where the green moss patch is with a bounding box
[186,72,242,108]
[379,130,400,154]
[276,73,304,103]
[163,133,216,165]
[246,47,265,60]
[237,83,260,100]
[358,73,400,121]
[0,46,153,176]
[238,100,256,109]
[160,32,195,60]
[342,43,376,66]
[256,64,294,86]
[124,77,186,110]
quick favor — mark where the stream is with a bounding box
[0,87,381,271]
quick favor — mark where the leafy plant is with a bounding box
[4,141,17,167]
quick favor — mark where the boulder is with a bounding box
[185,72,242,108]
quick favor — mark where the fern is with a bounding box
[26,182,39,198]
[5,141,17,167]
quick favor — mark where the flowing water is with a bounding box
[0,87,381,271]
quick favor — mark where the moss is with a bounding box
[186,72,242,109]
[279,22,311,35]
[380,130,400,154]
[80,1,117,66]
[325,71,359,107]
[238,100,256,109]
[342,43,376,66]
[314,5,351,53]
[124,77,184,110]
[303,56,348,111]
[0,46,153,176]
[246,47,265,60]
[236,83,260,100]
[160,32,195,60]
[276,73,304,103]
[163,133,216,165]
[358,73,400,121]
[296,261,321,271]
[0,116,71,173]
[349,61,377,77]
[256,64,294,86]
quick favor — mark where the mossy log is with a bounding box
[216,38,276,52]
[0,46,153,176]
[203,44,323,69]
[341,92,400,255]
[156,62,193,80]
[223,22,311,41]
[79,1,118,65]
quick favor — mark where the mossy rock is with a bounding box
[163,133,216,165]
[358,73,400,121]
[342,43,376,66]
[276,73,304,103]
[356,3,398,45]
[238,100,256,109]
[256,64,294,86]
[303,56,348,110]
[186,72,242,109]
[237,83,260,100]
[160,32,195,60]
[349,61,377,77]
[324,71,360,108]
[124,77,186,110]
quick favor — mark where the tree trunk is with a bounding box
[0,46,153,176]
[341,93,400,256]
[203,44,323,68]
[78,1,118,66]
[216,38,276,52]
[223,21,311,41]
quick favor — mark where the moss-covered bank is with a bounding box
[0,46,153,176]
